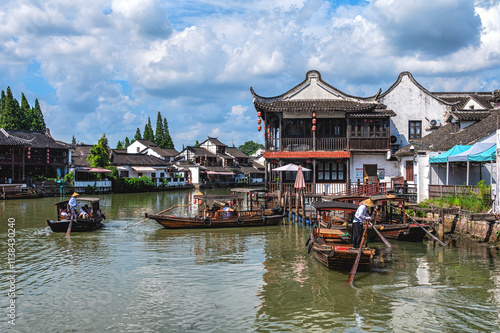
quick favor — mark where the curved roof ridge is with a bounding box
[2,129,34,144]
[379,71,456,106]
[251,70,382,103]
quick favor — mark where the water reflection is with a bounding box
[0,191,499,332]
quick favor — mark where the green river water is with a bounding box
[1,188,499,332]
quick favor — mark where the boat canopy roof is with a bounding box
[194,194,242,200]
[369,195,406,203]
[312,201,359,211]
[55,197,101,205]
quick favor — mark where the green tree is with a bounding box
[155,111,164,146]
[20,93,32,130]
[31,99,46,131]
[194,140,200,147]
[162,118,174,148]
[71,135,76,144]
[238,140,264,156]
[143,117,154,142]
[0,87,22,130]
[87,134,110,167]
[134,128,142,141]
[116,140,124,149]
[124,137,130,148]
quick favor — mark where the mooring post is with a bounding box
[439,209,445,241]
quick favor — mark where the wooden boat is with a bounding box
[46,197,105,232]
[369,195,433,242]
[317,195,433,242]
[308,227,375,270]
[146,194,284,229]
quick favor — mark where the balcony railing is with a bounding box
[316,138,347,151]
[282,138,313,151]
[349,138,390,150]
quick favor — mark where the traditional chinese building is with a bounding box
[0,128,69,182]
[251,70,396,194]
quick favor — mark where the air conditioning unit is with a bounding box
[429,119,441,128]
[390,135,401,145]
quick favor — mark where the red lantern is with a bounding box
[312,111,316,118]
[257,118,261,124]
[258,125,262,131]
[257,111,262,118]
[193,198,198,204]
[312,118,316,124]
[198,199,203,205]
[312,125,316,131]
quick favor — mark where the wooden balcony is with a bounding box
[268,137,389,152]
[349,138,390,150]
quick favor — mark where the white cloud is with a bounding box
[0,0,500,148]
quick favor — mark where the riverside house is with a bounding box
[251,70,396,194]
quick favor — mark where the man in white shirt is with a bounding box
[352,199,374,248]
[68,192,80,221]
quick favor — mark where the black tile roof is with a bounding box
[395,109,500,156]
[226,147,249,158]
[2,129,67,149]
[110,151,169,166]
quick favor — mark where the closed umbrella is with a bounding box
[294,166,306,190]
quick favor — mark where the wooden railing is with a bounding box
[282,138,313,151]
[315,138,347,151]
[349,138,390,150]
[429,185,481,198]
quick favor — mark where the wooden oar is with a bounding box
[370,222,392,249]
[129,204,190,228]
[65,217,74,238]
[406,214,447,246]
[347,221,369,286]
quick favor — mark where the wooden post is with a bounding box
[301,192,306,222]
[439,209,445,241]
[284,191,288,217]
[295,191,299,222]
[288,191,292,221]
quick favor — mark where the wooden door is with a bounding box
[406,160,414,181]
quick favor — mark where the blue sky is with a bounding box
[1,0,499,149]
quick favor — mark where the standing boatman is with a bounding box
[352,199,374,248]
[68,192,80,221]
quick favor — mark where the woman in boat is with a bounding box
[352,199,374,248]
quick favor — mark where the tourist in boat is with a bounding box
[222,203,233,218]
[352,199,374,248]
[68,192,80,221]
[60,209,69,219]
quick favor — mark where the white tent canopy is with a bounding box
[272,163,311,172]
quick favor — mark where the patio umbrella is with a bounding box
[294,166,306,190]
[273,163,311,172]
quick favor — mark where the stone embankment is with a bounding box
[434,210,500,244]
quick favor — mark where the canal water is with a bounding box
[1,189,500,332]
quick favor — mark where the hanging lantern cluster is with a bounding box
[312,111,317,132]
[267,125,271,139]
[257,111,262,131]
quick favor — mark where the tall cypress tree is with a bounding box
[116,140,124,149]
[143,117,154,142]
[1,87,22,130]
[31,99,46,131]
[155,111,164,146]
[20,93,32,130]
[71,135,76,144]
[134,128,142,141]
[124,137,130,148]
[163,118,174,149]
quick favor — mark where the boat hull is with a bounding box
[311,242,374,270]
[46,218,103,232]
[370,223,431,242]
[146,213,284,229]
